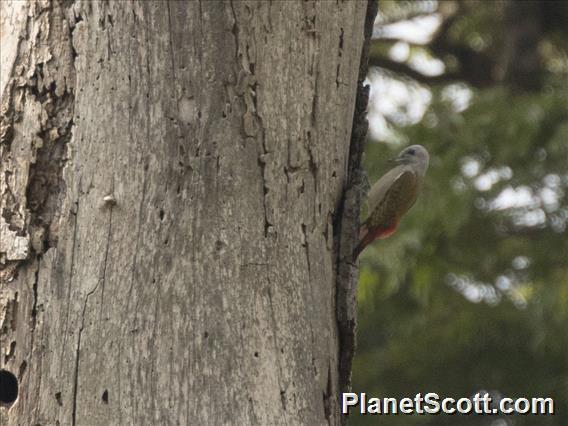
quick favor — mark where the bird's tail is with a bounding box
[353,223,374,260]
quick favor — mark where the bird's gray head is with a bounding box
[393,144,429,176]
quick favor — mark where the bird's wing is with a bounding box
[367,169,418,229]
[355,170,418,259]
[367,166,405,214]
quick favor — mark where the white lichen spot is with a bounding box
[0,218,30,260]
[178,96,197,123]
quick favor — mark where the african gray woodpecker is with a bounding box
[354,145,430,259]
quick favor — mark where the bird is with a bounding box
[353,144,430,259]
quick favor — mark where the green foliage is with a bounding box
[352,3,568,425]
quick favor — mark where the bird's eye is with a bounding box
[407,149,416,155]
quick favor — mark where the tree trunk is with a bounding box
[0,1,375,424]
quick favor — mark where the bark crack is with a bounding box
[24,257,41,419]
[301,221,320,408]
[70,285,99,424]
[229,1,273,238]
[60,195,80,375]
[34,318,46,421]
[258,144,272,238]
[98,205,114,321]
[323,362,333,423]
[166,0,178,93]
[72,208,113,425]
[149,281,161,418]
[266,285,289,426]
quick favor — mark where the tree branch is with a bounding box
[368,56,463,85]
[370,4,498,88]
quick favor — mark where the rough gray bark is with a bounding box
[0,1,373,424]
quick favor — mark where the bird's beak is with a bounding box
[389,155,404,164]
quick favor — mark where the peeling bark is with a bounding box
[0,1,371,424]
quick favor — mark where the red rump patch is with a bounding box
[353,220,400,259]
[376,221,398,240]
